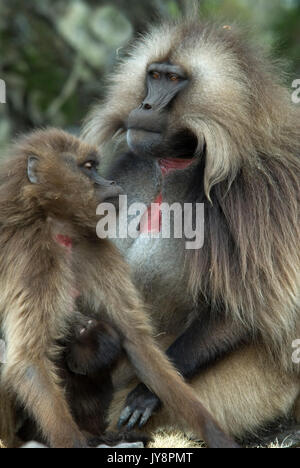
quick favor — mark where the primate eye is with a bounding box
[151,71,160,80]
[83,161,95,170]
[168,73,179,82]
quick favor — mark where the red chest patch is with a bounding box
[140,158,194,234]
[55,234,73,250]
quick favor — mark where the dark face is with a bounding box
[127,62,197,159]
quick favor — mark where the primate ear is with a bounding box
[27,156,39,184]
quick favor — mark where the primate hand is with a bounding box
[118,383,161,429]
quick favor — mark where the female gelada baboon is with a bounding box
[83,11,300,443]
[0,129,236,448]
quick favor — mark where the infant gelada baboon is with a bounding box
[0,129,237,448]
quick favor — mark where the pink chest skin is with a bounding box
[140,158,194,233]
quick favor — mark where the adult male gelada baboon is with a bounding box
[0,129,236,448]
[83,7,300,444]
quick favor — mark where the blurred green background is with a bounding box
[0,0,299,150]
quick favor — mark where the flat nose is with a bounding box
[142,103,152,110]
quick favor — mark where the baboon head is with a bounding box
[84,20,299,198]
[1,129,122,227]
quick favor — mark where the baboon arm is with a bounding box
[3,355,85,448]
[2,285,85,448]
[119,314,249,430]
[77,244,239,447]
[165,315,249,379]
[0,384,16,448]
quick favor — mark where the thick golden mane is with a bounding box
[83,19,300,371]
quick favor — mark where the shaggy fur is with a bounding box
[83,14,300,441]
[0,129,236,448]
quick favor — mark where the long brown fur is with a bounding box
[17,318,121,446]
[0,387,16,448]
[83,15,300,440]
[0,128,236,448]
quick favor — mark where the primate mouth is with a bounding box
[96,185,124,203]
[168,130,199,159]
[127,126,162,136]
[126,127,164,157]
